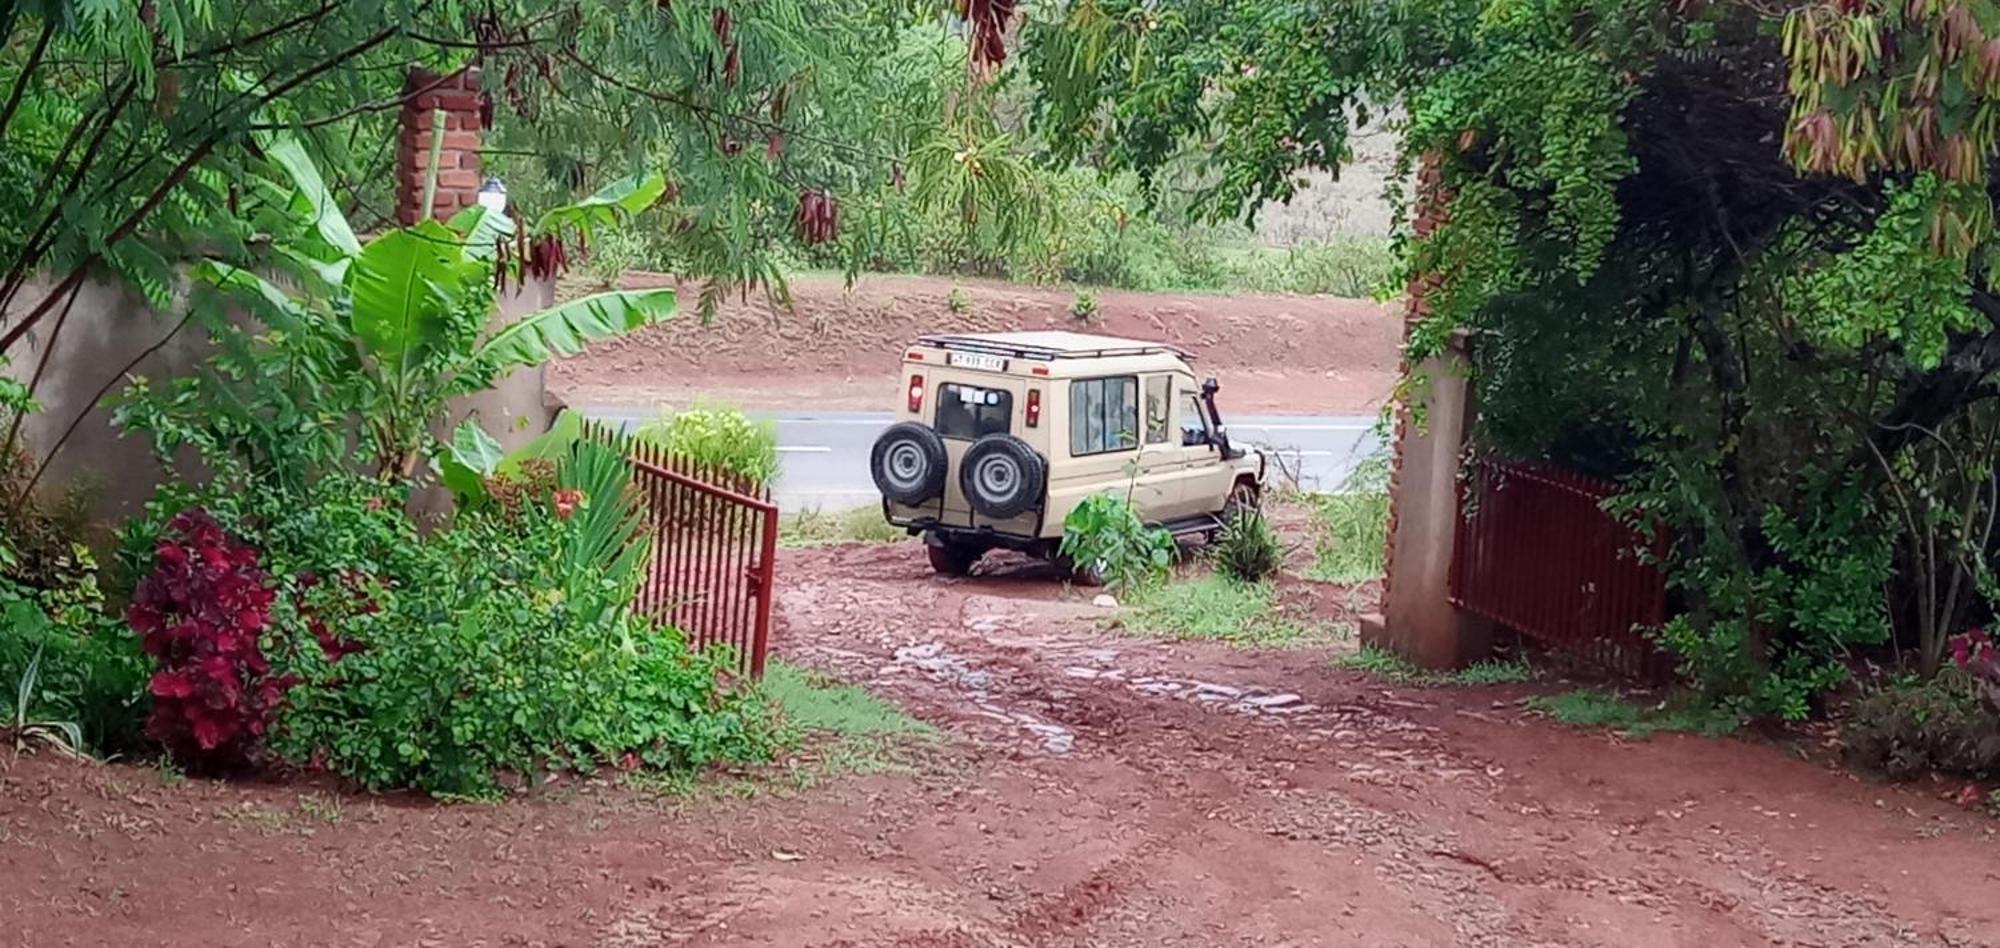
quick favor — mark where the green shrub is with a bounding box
[124,453,771,797]
[1212,509,1283,582]
[1069,288,1100,323]
[583,223,654,288]
[270,497,770,798]
[1843,674,2000,781]
[0,565,149,756]
[1059,493,1174,589]
[636,404,780,489]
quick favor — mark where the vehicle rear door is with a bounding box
[933,377,1025,524]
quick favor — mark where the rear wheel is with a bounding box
[926,537,985,576]
[1052,552,1106,587]
[959,434,1046,520]
[871,423,948,506]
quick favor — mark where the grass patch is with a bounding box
[1337,645,1535,686]
[1526,688,1740,738]
[1119,575,1350,648]
[1307,454,1391,583]
[623,663,937,800]
[780,505,907,547]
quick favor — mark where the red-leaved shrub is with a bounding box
[128,510,292,769]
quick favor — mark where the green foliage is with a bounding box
[1059,493,1174,589]
[1308,460,1390,583]
[1844,673,2000,781]
[1527,689,1743,739]
[120,148,676,487]
[1785,177,1982,372]
[1022,0,2000,717]
[1338,646,1534,687]
[636,404,780,489]
[762,663,933,743]
[1120,575,1345,648]
[780,506,907,548]
[270,501,771,798]
[1211,509,1283,582]
[1631,473,1893,721]
[946,287,972,313]
[0,560,148,756]
[1069,288,1100,323]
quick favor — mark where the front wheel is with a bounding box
[1224,480,1261,521]
[926,538,984,576]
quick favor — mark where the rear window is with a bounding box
[936,383,1013,440]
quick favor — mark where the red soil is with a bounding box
[547,274,1403,416]
[5,540,1996,946]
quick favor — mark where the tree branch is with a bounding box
[0,17,55,149]
[3,21,405,356]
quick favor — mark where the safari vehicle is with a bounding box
[869,331,1266,576]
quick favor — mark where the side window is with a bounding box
[1069,377,1139,456]
[1181,393,1213,446]
[936,383,1013,440]
[1143,376,1171,445]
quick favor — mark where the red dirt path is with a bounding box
[5,540,1998,946]
[548,274,1403,416]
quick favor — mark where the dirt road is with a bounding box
[5,542,1997,947]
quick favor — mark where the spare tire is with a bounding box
[871,422,948,505]
[959,433,1046,520]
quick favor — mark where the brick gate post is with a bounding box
[1358,155,1494,670]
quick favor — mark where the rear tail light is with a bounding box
[907,375,925,414]
[1026,389,1042,427]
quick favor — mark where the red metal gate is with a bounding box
[583,422,777,677]
[1449,459,1672,682]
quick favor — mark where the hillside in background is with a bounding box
[549,273,1402,416]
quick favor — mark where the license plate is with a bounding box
[947,351,1007,372]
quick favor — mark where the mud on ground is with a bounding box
[6,535,1999,947]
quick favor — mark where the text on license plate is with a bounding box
[947,352,1007,372]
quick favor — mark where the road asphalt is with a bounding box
[581,406,1385,512]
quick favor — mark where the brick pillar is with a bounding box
[1377,154,1449,611]
[1359,154,1494,670]
[396,67,486,225]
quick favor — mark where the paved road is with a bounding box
[582,406,1385,511]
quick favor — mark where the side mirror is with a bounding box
[1182,428,1207,447]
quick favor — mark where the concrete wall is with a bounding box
[4,273,557,527]
[3,279,215,523]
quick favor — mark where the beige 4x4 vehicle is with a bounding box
[869,331,1267,575]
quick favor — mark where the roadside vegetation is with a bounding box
[1118,575,1349,649]
[781,506,906,548]
[1527,690,1742,740]
[634,404,781,490]
[635,662,938,799]
[1338,647,1534,688]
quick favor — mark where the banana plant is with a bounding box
[196,137,675,482]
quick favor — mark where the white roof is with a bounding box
[915,331,1189,359]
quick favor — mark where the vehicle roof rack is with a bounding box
[915,332,1192,362]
